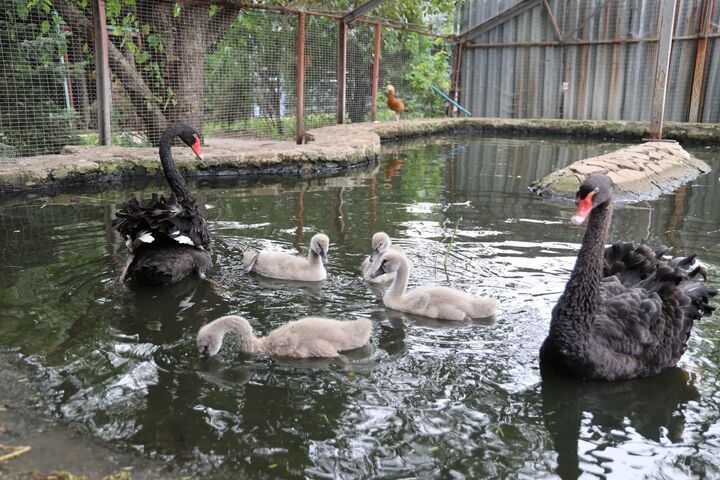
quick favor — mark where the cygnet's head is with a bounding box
[197,315,250,359]
[370,232,392,262]
[386,84,395,94]
[310,233,330,265]
[371,251,406,278]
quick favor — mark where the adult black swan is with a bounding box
[113,123,212,286]
[540,174,716,381]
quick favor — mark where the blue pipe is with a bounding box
[430,85,471,117]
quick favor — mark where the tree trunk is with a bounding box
[57,0,236,145]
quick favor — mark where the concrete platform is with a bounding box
[1,117,719,194]
[528,141,712,201]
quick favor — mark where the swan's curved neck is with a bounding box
[159,126,193,199]
[386,261,409,300]
[220,317,262,354]
[307,249,324,268]
[554,201,613,334]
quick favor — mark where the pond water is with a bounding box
[0,135,719,479]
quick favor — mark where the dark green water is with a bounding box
[0,135,719,479]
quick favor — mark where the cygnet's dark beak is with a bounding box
[370,263,385,279]
[369,247,380,263]
[320,247,329,265]
[201,345,210,360]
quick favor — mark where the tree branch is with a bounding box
[55,0,168,145]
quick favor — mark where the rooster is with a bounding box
[386,84,405,123]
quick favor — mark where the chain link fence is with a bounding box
[0,0,455,159]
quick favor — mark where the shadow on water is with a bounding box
[540,366,699,479]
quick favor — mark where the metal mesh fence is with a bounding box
[0,1,455,158]
[0,0,95,158]
[305,15,338,131]
[8,0,720,160]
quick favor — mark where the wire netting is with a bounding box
[5,0,720,160]
[0,0,95,159]
[305,15,338,131]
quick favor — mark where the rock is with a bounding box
[529,141,711,202]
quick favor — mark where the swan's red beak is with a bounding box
[571,191,595,225]
[191,136,204,161]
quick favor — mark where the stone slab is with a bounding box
[528,141,712,201]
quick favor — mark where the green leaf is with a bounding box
[135,50,150,64]
[16,3,29,20]
[209,4,218,17]
[41,20,50,33]
[82,42,89,54]
[173,3,181,17]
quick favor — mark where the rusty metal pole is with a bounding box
[688,0,714,122]
[296,12,305,144]
[648,0,677,140]
[92,0,111,145]
[370,23,381,122]
[449,42,464,117]
[337,20,348,124]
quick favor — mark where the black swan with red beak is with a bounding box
[540,174,716,381]
[113,123,212,286]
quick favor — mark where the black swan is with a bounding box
[113,122,212,286]
[540,174,716,381]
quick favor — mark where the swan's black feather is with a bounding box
[112,123,212,286]
[129,245,211,286]
[113,192,211,252]
[541,174,716,381]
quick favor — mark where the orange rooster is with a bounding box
[386,84,405,123]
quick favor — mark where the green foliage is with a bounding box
[0,0,81,156]
[404,38,451,116]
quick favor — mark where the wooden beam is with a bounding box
[337,20,347,124]
[296,12,305,144]
[458,0,541,43]
[370,23,381,122]
[648,0,677,140]
[342,0,385,24]
[688,0,714,122]
[92,0,111,145]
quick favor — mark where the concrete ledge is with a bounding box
[1,117,719,194]
[528,141,712,201]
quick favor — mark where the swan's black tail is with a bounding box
[604,240,716,329]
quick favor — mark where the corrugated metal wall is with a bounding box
[460,0,719,122]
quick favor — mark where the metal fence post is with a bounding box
[296,12,305,144]
[688,0,714,122]
[449,42,464,117]
[370,23,381,122]
[92,0,111,145]
[337,20,347,124]
[648,0,677,140]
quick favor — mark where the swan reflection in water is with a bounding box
[540,366,699,479]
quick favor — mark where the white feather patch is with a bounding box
[173,235,195,246]
[137,232,155,243]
